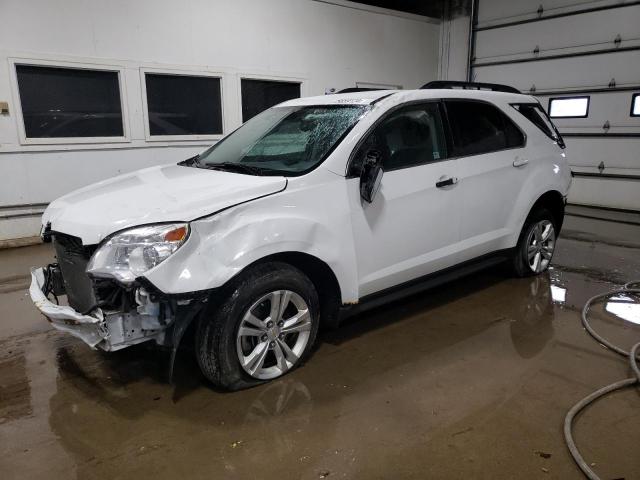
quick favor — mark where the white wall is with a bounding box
[0,0,441,242]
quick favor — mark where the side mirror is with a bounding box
[360,149,384,203]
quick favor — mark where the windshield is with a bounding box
[190,105,368,176]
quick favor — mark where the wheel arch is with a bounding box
[235,251,343,330]
[526,190,566,233]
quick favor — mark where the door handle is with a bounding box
[513,156,529,167]
[436,176,458,188]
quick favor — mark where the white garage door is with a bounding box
[469,0,640,211]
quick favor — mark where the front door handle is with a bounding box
[436,176,458,188]
[513,156,529,167]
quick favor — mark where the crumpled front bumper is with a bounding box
[30,267,106,347]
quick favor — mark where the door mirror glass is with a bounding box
[360,149,384,203]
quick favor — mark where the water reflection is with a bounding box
[605,293,640,325]
[509,274,554,359]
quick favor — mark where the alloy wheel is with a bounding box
[236,290,312,380]
[526,219,556,273]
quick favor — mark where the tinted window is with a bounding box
[241,79,300,122]
[352,103,447,173]
[16,64,123,138]
[445,100,524,157]
[145,73,222,136]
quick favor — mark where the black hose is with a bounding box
[564,281,640,479]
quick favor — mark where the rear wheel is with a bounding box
[196,262,320,391]
[512,208,557,277]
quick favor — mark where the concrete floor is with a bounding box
[1,209,639,479]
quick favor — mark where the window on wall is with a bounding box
[241,79,301,122]
[548,96,589,118]
[631,93,640,117]
[144,73,223,136]
[15,64,124,139]
[445,100,525,157]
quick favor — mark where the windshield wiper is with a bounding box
[203,162,267,175]
[178,154,201,167]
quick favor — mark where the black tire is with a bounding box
[512,207,557,278]
[196,261,320,391]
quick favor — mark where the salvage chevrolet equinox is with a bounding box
[30,82,571,390]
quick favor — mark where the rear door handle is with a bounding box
[436,176,458,188]
[513,156,529,167]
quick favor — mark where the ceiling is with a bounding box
[351,0,470,20]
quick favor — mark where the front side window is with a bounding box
[193,105,367,176]
[241,79,301,122]
[145,73,222,136]
[352,103,447,174]
[15,64,124,139]
[445,100,525,157]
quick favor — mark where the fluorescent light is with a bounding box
[551,285,566,303]
[549,97,589,118]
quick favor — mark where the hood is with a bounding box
[44,164,287,245]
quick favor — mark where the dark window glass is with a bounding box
[16,64,123,138]
[352,103,447,173]
[145,73,222,136]
[241,79,300,122]
[445,100,525,157]
[513,104,558,139]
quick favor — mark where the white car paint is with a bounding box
[32,88,571,350]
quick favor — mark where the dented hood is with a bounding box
[43,164,287,245]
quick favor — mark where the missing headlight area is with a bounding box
[35,232,193,352]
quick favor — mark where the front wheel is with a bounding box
[512,209,557,277]
[196,262,320,391]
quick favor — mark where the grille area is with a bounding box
[52,233,97,313]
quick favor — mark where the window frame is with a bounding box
[9,57,131,145]
[631,93,640,117]
[547,95,590,119]
[140,67,225,142]
[238,73,306,123]
[441,98,527,159]
[346,99,449,177]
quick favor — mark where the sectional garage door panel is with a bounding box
[471,0,640,211]
[473,51,640,92]
[475,0,615,25]
[475,8,640,61]
[563,138,640,170]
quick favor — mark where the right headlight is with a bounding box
[87,223,189,283]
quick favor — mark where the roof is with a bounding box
[279,88,536,108]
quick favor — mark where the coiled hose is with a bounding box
[564,281,640,479]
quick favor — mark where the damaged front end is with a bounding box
[30,231,204,352]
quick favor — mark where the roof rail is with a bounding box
[421,81,521,94]
[337,87,385,93]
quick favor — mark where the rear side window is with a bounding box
[352,102,447,173]
[445,100,525,157]
[512,103,564,147]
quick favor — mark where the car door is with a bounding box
[348,102,462,298]
[443,99,527,261]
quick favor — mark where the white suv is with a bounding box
[30,82,571,390]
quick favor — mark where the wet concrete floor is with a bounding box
[1,210,639,479]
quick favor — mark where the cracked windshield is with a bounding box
[193,105,368,176]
